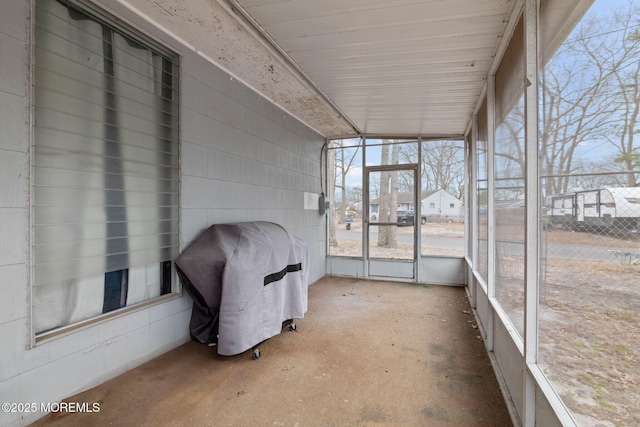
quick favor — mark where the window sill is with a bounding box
[33,293,182,347]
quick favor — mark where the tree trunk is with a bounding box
[378,141,400,248]
[328,147,337,247]
[378,142,390,247]
[387,144,400,248]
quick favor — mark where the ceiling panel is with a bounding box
[232,0,516,137]
[127,0,517,137]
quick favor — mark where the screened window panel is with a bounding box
[494,15,526,338]
[33,0,179,334]
[538,1,640,425]
[420,139,465,257]
[476,99,489,284]
[327,139,363,258]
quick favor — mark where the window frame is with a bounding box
[29,0,182,345]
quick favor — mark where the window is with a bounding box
[420,139,465,257]
[33,0,180,337]
[538,1,640,424]
[494,16,526,338]
[476,101,488,284]
[327,138,362,257]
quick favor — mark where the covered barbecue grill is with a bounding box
[175,221,309,358]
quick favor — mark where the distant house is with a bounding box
[368,191,418,220]
[421,189,463,221]
[368,189,462,221]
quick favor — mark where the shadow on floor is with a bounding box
[32,276,512,426]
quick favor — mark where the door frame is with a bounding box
[364,163,420,279]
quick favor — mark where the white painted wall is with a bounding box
[0,2,327,425]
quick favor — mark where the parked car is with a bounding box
[370,210,427,225]
[387,210,428,225]
[397,210,414,225]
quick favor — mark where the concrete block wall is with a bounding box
[180,54,327,283]
[0,1,327,425]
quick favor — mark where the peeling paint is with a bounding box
[126,0,355,137]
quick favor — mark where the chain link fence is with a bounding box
[539,174,640,425]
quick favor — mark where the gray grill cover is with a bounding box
[175,221,308,356]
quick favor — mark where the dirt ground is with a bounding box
[329,220,465,258]
[330,220,640,426]
[492,227,639,427]
[538,229,639,427]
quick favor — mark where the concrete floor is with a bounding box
[32,277,513,426]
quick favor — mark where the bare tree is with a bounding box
[541,1,640,195]
[327,147,337,247]
[495,100,525,183]
[421,140,465,198]
[378,140,400,248]
[606,3,640,186]
[328,140,361,248]
[399,140,464,198]
[332,141,360,223]
[346,185,362,208]
[566,158,630,190]
[396,143,418,192]
[378,143,391,247]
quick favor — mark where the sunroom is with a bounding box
[1,0,638,426]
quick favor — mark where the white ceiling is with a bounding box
[128,0,518,138]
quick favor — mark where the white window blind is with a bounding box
[33,0,180,334]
